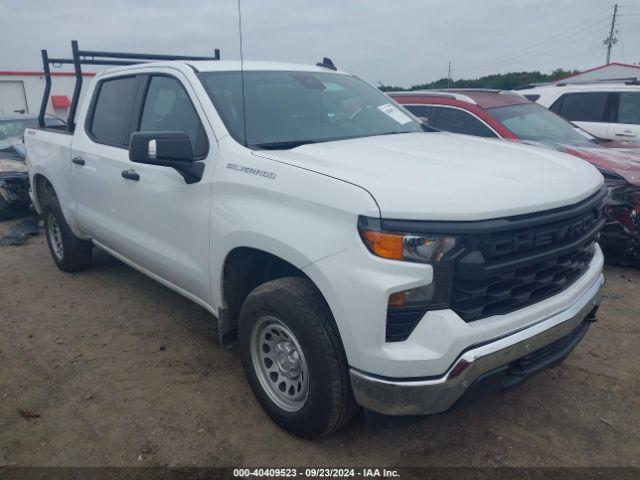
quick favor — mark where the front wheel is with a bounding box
[0,196,10,221]
[239,277,358,438]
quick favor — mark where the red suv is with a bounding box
[390,90,640,266]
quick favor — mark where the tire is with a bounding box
[0,196,11,221]
[43,199,92,272]
[239,276,358,438]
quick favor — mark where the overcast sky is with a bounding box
[2,0,639,87]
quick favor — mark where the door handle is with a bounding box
[71,157,85,166]
[615,132,637,138]
[121,169,140,181]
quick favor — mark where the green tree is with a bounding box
[379,69,579,92]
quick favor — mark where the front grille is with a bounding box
[376,187,606,341]
[451,243,595,320]
[450,189,605,322]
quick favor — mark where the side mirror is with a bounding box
[129,131,204,184]
[130,131,194,164]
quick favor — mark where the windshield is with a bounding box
[489,103,597,146]
[198,71,423,149]
[0,119,36,142]
[0,116,65,144]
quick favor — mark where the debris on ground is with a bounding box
[599,418,614,427]
[0,217,40,246]
[18,409,41,420]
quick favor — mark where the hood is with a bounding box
[559,144,640,187]
[254,132,603,221]
[599,139,640,150]
[0,144,27,174]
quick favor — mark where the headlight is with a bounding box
[358,219,457,263]
[358,216,459,342]
[604,177,640,208]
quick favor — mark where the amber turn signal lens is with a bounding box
[388,290,405,307]
[362,230,404,260]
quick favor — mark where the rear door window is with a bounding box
[89,76,139,147]
[138,76,208,157]
[616,92,640,125]
[431,106,497,138]
[552,92,610,122]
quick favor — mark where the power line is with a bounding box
[620,39,628,63]
[469,22,609,73]
[461,9,611,71]
[578,32,606,69]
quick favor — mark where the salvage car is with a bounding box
[391,90,640,266]
[26,42,605,438]
[0,113,65,219]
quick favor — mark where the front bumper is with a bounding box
[350,273,604,416]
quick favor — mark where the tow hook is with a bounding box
[585,305,599,323]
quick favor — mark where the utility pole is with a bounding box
[604,4,619,64]
[447,61,452,88]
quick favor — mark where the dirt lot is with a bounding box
[0,217,639,468]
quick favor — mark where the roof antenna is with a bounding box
[316,57,337,71]
[237,0,248,147]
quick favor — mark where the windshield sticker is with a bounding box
[377,103,412,125]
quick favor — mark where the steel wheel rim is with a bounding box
[250,316,309,412]
[47,214,64,260]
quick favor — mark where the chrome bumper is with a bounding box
[350,274,604,416]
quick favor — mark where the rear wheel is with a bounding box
[43,200,92,272]
[239,276,358,438]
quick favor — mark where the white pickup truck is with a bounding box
[26,45,606,438]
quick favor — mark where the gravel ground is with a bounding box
[0,217,639,467]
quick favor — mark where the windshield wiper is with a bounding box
[374,131,419,137]
[251,140,319,150]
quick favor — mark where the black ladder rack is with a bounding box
[38,40,220,131]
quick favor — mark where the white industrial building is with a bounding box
[0,70,94,117]
[557,62,640,83]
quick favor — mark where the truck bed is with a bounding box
[25,127,74,215]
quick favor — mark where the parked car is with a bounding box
[391,89,640,266]
[0,114,65,219]
[27,42,605,438]
[515,81,640,142]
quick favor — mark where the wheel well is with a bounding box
[222,247,307,321]
[219,248,312,344]
[33,174,57,210]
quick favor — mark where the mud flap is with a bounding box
[217,306,238,348]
